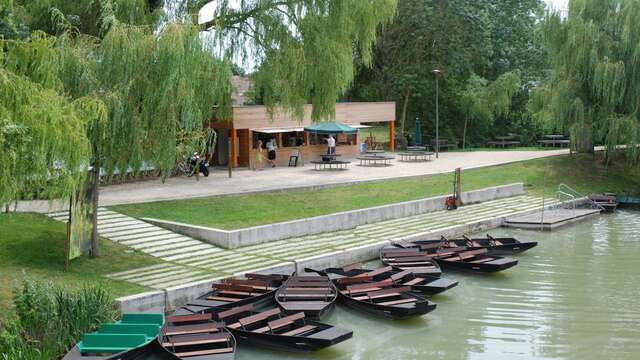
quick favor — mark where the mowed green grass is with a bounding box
[113,154,639,230]
[0,213,162,313]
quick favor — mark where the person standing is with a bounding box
[254,140,264,171]
[266,138,277,167]
[327,135,336,155]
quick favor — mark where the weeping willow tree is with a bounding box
[531,0,640,164]
[2,0,396,257]
[459,71,521,149]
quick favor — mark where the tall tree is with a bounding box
[1,0,396,257]
[531,0,640,164]
[348,0,546,148]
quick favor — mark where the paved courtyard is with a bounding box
[98,149,568,206]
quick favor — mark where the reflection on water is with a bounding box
[238,211,640,360]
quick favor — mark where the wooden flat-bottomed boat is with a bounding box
[321,264,458,295]
[382,244,518,273]
[410,234,537,255]
[173,274,287,316]
[275,274,337,319]
[616,194,640,209]
[160,313,236,360]
[302,267,436,320]
[589,193,618,212]
[378,247,442,277]
[214,304,352,352]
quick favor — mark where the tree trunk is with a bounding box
[90,155,101,257]
[462,117,468,150]
[400,88,411,137]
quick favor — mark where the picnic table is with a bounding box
[398,151,434,162]
[311,154,350,170]
[357,151,394,166]
[406,146,427,152]
[488,135,521,148]
[538,135,570,148]
[430,138,456,151]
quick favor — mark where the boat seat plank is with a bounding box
[166,313,212,324]
[281,325,317,336]
[366,286,411,298]
[346,279,393,292]
[362,266,393,277]
[236,308,281,328]
[352,292,400,301]
[389,270,413,281]
[378,298,417,306]
[253,312,305,333]
[206,296,242,302]
[163,332,230,347]
[403,277,425,286]
[218,290,255,297]
[337,275,372,285]
[174,347,234,357]
[217,304,253,322]
[164,323,222,336]
[279,287,332,294]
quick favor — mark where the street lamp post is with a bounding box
[432,69,442,159]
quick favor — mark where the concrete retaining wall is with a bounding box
[144,183,525,249]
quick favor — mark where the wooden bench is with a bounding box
[362,266,393,277]
[354,286,411,301]
[403,277,425,286]
[216,304,253,322]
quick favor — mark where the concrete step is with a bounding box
[126,267,193,284]
[110,265,185,281]
[121,234,198,248]
[160,246,224,262]
[135,239,204,253]
[111,229,173,242]
[148,243,216,258]
[106,264,176,279]
[97,220,145,231]
[100,225,159,237]
[96,216,135,225]
[137,270,208,287]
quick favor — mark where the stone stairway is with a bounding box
[47,195,557,290]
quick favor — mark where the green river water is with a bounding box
[237,210,640,360]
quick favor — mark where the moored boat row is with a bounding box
[66,233,535,358]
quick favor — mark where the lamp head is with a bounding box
[432,69,442,76]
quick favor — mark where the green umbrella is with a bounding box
[304,121,357,134]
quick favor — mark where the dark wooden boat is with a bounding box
[63,340,175,360]
[304,268,436,319]
[382,244,518,273]
[589,193,618,212]
[173,273,287,316]
[275,274,337,319]
[160,313,235,360]
[213,304,352,352]
[321,264,458,295]
[410,235,537,255]
[616,194,640,209]
[378,247,442,276]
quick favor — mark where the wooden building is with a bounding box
[208,102,396,168]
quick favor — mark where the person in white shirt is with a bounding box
[266,138,277,167]
[326,135,336,155]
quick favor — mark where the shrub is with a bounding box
[0,278,118,359]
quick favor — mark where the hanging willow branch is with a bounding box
[532,0,640,164]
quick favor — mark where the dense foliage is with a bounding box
[531,0,640,163]
[0,278,117,360]
[347,0,546,147]
[1,0,396,254]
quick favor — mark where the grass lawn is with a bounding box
[113,154,639,230]
[0,213,162,313]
